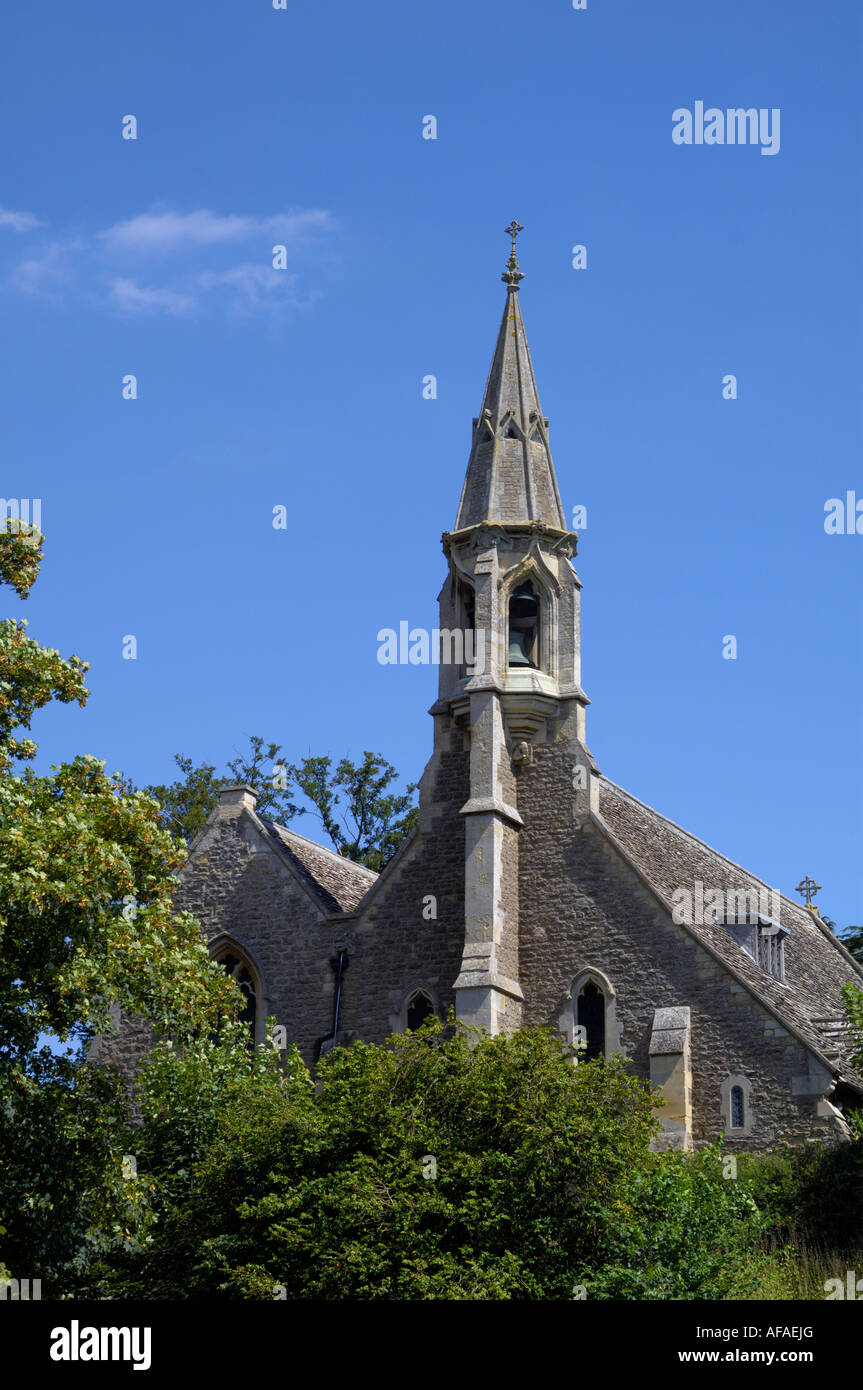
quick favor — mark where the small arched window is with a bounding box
[216,950,257,1037]
[508,581,540,669]
[460,581,475,633]
[406,991,435,1031]
[577,980,605,1061]
[730,1085,745,1130]
[458,580,477,676]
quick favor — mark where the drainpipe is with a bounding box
[330,950,348,1040]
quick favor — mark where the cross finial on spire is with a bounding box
[505,220,523,256]
[795,874,822,911]
[502,219,525,289]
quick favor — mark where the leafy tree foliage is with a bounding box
[737,1140,863,1256]
[0,531,240,1289]
[0,758,235,1062]
[843,981,863,1074]
[142,754,232,845]
[0,516,43,600]
[291,750,418,871]
[582,1145,768,1299]
[143,737,303,843]
[224,735,300,821]
[0,1045,155,1289]
[0,518,87,772]
[93,1019,769,1301]
[144,740,418,870]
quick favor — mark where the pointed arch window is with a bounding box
[214,948,258,1038]
[508,581,540,669]
[559,968,621,1061]
[457,579,477,677]
[721,1074,753,1137]
[406,990,435,1031]
[730,1085,745,1129]
[577,980,605,1061]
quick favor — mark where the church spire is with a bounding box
[454,223,567,532]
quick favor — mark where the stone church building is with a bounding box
[96,233,863,1151]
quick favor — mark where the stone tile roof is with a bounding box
[454,284,566,530]
[596,777,863,1093]
[264,820,377,914]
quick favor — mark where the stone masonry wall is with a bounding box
[516,740,841,1150]
[93,803,337,1074]
[176,806,335,1065]
[342,718,469,1040]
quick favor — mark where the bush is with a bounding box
[737,1141,863,1254]
[579,1145,769,1299]
[92,1018,776,1300]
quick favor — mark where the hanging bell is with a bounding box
[509,582,539,624]
[508,629,534,666]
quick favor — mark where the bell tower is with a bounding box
[432,224,598,1034]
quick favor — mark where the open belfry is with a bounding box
[94,228,863,1151]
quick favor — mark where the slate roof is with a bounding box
[263,820,378,914]
[596,777,863,1093]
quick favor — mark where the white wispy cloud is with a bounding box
[100,208,331,255]
[8,239,82,296]
[2,205,333,316]
[106,277,196,315]
[0,207,44,232]
[196,262,299,307]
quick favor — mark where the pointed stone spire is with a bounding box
[455,224,567,532]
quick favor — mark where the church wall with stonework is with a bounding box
[172,807,336,1063]
[92,798,340,1074]
[515,739,846,1149]
[338,720,469,1041]
[494,742,522,1007]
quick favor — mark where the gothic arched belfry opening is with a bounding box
[431,222,600,1036]
[508,581,540,669]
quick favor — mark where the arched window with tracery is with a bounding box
[214,948,258,1038]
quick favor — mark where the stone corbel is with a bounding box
[511,739,533,767]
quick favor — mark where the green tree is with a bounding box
[843,983,863,1071]
[144,740,418,871]
[95,1018,769,1301]
[225,734,300,822]
[822,911,863,1137]
[0,515,43,600]
[0,518,87,772]
[291,750,418,870]
[0,530,240,1292]
[142,754,231,844]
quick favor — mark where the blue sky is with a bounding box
[2,0,861,926]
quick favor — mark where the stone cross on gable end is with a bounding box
[795,875,822,910]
